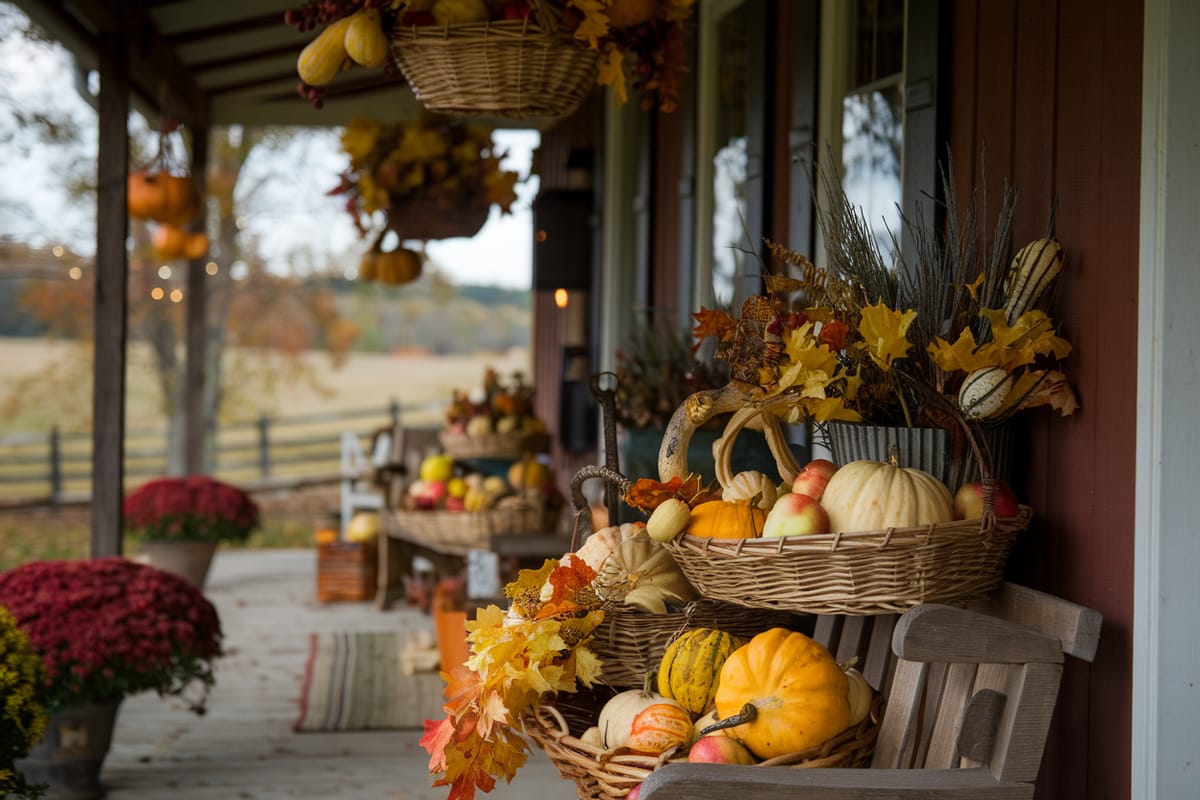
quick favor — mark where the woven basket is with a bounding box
[655,388,1032,615]
[591,599,796,688]
[524,694,884,799]
[390,0,598,120]
[386,199,489,241]
[391,503,559,555]
[438,429,551,460]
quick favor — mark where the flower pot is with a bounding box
[825,421,1017,493]
[15,700,121,800]
[137,539,217,588]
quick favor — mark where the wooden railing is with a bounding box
[0,399,442,508]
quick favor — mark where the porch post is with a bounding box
[91,28,130,556]
[185,123,209,476]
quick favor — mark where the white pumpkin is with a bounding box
[598,684,683,749]
[821,459,954,532]
[722,470,778,510]
[573,522,645,573]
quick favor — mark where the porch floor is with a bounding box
[101,548,577,800]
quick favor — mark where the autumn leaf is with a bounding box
[596,44,627,105]
[964,272,985,302]
[928,328,1005,374]
[1015,369,1080,416]
[421,716,455,773]
[691,307,737,349]
[858,303,916,368]
[818,318,850,350]
[625,475,715,511]
[763,274,806,294]
[568,0,611,47]
[503,560,557,618]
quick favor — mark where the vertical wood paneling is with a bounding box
[973,0,1018,213]
[945,2,1142,798]
[653,110,683,315]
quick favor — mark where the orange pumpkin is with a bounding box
[152,224,189,260]
[128,170,200,225]
[182,232,209,260]
[686,500,765,539]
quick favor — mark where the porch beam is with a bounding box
[91,28,130,557]
[184,122,209,476]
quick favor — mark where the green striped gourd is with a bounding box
[1003,238,1063,323]
[297,16,353,86]
[959,366,1015,420]
[657,628,743,716]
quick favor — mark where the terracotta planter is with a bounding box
[16,701,121,800]
[137,540,217,588]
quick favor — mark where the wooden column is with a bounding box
[91,30,130,557]
[185,124,209,476]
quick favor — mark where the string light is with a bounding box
[68,267,83,280]
[169,289,183,303]
[554,288,569,308]
[52,246,64,257]
[158,265,172,279]
[150,287,164,300]
[205,262,219,275]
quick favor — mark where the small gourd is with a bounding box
[1003,238,1064,324]
[721,470,777,510]
[820,458,953,533]
[375,248,422,285]
[959,366,1014,420]
[686,500,766,539]
[343,8,389,68]
[625,703,694,755]
[646,499,691,543]
[152,224,189,260]
[573,522,645,573]
[597,677,684,749]
[657,628,742,716]
[708,628,851,760]
[298,16,354,86]
[843,666,872,727]
[594,534,697,607]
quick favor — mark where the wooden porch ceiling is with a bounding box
[15,0,428,128]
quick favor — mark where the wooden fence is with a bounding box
[0,400,439,508]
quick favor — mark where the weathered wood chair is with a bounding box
[640,582,1101,800]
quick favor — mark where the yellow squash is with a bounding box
[656,628,742,716]
[711,628,851,759]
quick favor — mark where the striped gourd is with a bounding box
[959,366,1014,420]
[344,8,389,68]
[657,628,743,716]
[297,16,353,86]
[1003,238,1063,323]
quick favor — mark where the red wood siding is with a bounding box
[948,2,1142,798]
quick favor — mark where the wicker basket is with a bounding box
[591,599,796,688]
[523,694,884,799]
[658,388,1031,615]
[390,0,598,120]
[391,503,559,555]
[439,429,551,460]
[386,199,489,241]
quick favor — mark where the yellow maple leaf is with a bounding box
[858,303,916,369]
[596,44,628,105]
[928,329,1005,374]
[568,0,610,47]
[980,309,1073,368]
[341,118,381,167]
[571,645,602,688]
[964,272,985,303]
[1016,369,1080,416]
[484,169,519,212]
[806,396,862,423]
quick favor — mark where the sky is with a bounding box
[0,4,538,290]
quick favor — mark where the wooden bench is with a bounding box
[640,582,1101,800]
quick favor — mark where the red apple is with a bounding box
[688,735,757,765]
[762,492,831,537]
[626,783,641,800]
[502,0,532,19]
[791,458,838,501]
[444,495,465,512]
[953,479,1021,520]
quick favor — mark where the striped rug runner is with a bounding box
[294,631,446,732]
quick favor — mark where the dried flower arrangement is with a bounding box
[612,321,727,430]
[691,163,1079,435]
[331,116,521,240]
[123,476,260,544]
[0,558,223,713]
[0,605,46,800]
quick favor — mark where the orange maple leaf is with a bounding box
[692,307,737,349]
[420,716,455,773]
[624,474,716,512]
[534,558,598,620]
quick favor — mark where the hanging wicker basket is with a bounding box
[657,388,1032,616]
[390,0,599,120]
[390,503,560,555]
[438,429,551,460]
[386,198,490,241]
